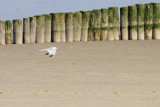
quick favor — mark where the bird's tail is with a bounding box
[38,49,47,52]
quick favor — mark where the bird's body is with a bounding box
[39,47,57,57]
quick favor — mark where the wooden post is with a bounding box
[136,4,145,40]
[93,10,101,41]
[51,13,61,42]
[144,4,153,40]
[13,19,23,44]
[109,7,120,40]
[81,11,90,41]
[73,12,82,41]
[128,6,137,40]
[151,3,160,40]
[44,14,51,43]
[59,13,66,42]
[5,21,13,44]
[120,7,128,40]
[30,17,36,43]
[36,15,45,43]
[65,13,73,42]
[23,18,30,44]
[108,9,114,40]
[101,9,108,41]
[88,11,94,41]
[0,21,5,45]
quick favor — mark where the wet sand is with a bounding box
[0,40,160,107]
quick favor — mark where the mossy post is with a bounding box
[73,12,82,41]
[81,11,90,41]
[120,7,128,40]
[92,10,101,41]
[51,13,61,42]
[36,15,45,43]
[101,9,108,40]
[128,6,137,40]
[44,14,51,43]
[30,17,36,43]
[88,11,94,41]
[151,3,160,40]
[5,21,13,44]
[108,9,114,40]
[144,4,153,40]
[59,13,66,42]
[109,7,120,40]
[23,18,30,44]
[65,13,73,42]
[13,19,23,44]
[136,4,145,40]
[0,21,5,45]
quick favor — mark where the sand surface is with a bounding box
[0,41,160,107]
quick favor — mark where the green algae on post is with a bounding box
[101,9,108,41]
[30,17,36,43]
[92,10,101,41]
[0,21,6,45]
[108,9,114,40]
[44,14,51,43]
[35,15,45,43]
[73,12,82,41]
[109,7,120,40]
[81,11,90,41]
[128,6,138,40]
[23,18,30,44]
[59,13,66,42]
[136,4,145,40]
[13,19,23,44]
[151,3,160,40]
[51,13,61,42]
[5,21,13,44]
[144,4,153,40]
[65,13,73,42]
[120,7,128,40]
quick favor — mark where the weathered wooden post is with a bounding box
[109,7,120,40]
[92,10,101,41]
[81,11,90,41]
[44,14,51,43]
[144,4,153,40]
[120,7,128,40]
[30,17,36,43]
[151,3,160,40]
[13,19,23,44]
[108,9,114,40]
[88,11,94,41]
[23,18,30,44]
[0,21,5,45]
[128,6,137,40]
[65,13,73,42]
[101,9,108,40]
[136,4,145,40]
[51,13,61,42]
[59,13,66,42]
[5,21,13,44]
[36,15,45,43]
[73,12,82,41]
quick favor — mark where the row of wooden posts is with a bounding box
[0,3,160,45]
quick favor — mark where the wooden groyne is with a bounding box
[0,3,160,45]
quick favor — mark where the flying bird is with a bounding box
[39,47,57,57]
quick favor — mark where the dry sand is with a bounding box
[0,40,160,107]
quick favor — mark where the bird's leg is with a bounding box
[49,55,54,57]
[45,53,49,55]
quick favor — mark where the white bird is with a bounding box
[39,47,57,57]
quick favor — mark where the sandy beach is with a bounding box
[0,40,160,107]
